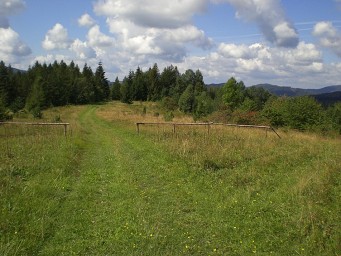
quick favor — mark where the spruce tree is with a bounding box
[95,62,110,101]
[111,77,121,100]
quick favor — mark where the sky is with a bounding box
[0,0,341,88]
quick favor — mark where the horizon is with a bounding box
[7,62,341,90]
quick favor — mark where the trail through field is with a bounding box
[4,104,339,255]
[39,106,212,254]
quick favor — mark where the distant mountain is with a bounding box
[207,83,224,88]
[207,82,341,106]
[6,66,27,74]
[312,91,341,107]
[252,84,341,97]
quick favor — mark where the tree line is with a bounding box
[0,60,340,134]
[0,60,109,118]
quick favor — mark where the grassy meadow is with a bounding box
[1,102,340,255]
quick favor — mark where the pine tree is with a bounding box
[179,84,195,113]
[95,62,110,101]
[0,61,10,107]
[120,71,134,104]
[146,63,161,101]
[111,77,121,100]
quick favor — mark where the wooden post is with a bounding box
[64,124,67,137]
[136,123,140,134]
[173,124,176,134]
[271,127,281,139]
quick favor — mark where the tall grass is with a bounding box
[0,107,83,255]
[98,101,341,255]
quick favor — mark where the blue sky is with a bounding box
[1,0,341,88]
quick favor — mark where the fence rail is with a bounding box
[136,122,281,138]
[0,122,70,136]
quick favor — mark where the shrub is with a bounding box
[262,96,324,131]
[161,97,178,111]
[0,100,13,121]
[164,111,174,122]
[31,107,43,119]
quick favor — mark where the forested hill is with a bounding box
[208,83,341,97]
[312,91,341,107]
[253,84,341,97]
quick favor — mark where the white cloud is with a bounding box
[217,0,299,48]
[0,0,25,28]
[87,25,115,48]
[179,41,332,87]
[70,39,96,59]
[78,13,96,27]
[313,21,341,57]
[273,22,299,47]
[163,25,213,49]
[98,1,213,62]
[0,27,31,62]
[218,43,256,59]
[125,35,162,55]
[42,23,71,50]
[94,0,207,29]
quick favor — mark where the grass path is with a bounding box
[40,106,216,255]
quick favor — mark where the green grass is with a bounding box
[1,102,340,255]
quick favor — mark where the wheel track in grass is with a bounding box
[38,105,208,255]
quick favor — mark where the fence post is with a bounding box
[136,123,140,134]
[64,124,67,137]
[271,127,281,139]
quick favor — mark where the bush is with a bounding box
[232,110,259,125]
[161,97,178,111]
[31,107,43,119]
[207,109,233,124]
[0,100,13,121]
[262,96,324,131]
[261,96,288,127]
[327,102,341,134]
[164,111,174,122]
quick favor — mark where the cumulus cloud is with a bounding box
[313,21,341,57]
[216,0,299,48]
[70,39,96,59]
[94,0,207,29]
[87,25,115,48]
[0,0,31,62]
[42,23,71,50]
[163,25,213,49]
[0,27,31,61]
[0,0,25,28]
[78,13,96,27]
[184,41,328,87]
[94,0,212,61]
